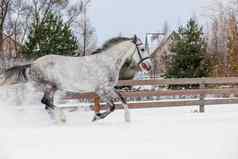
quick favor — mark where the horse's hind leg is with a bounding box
[41,83,66,123]
[41,87,56,111]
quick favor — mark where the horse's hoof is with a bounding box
[47,107,67,124]
[56,108,67,123]
[124,108,131,123]
[92,115,101,122]
[92,112,110,122]
[60,117,67,123]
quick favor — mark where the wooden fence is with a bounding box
[65,77,238,112]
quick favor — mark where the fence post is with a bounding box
[199,82,205,113]
[94,96,101,113]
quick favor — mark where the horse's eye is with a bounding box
[140,48,145,52]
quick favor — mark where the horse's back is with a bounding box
[31,54,114,92]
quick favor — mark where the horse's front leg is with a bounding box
[115,91,131,122]
[92,88,130,122]
[92,88,117,122]
[92,98,116,122]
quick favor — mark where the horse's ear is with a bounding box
[133,35,137,43]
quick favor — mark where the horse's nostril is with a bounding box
[141,48,145,52]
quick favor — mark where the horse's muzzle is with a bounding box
[138,57,152,72]
[141,62,152,72]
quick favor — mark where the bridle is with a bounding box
[132,36,151,65]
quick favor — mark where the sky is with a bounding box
[84,0,216,44]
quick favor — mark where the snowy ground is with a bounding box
[1,85,238,159]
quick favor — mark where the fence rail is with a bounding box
[65,77,238,112]
[118,77,238,86]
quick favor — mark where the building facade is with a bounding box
[0,34,22,58]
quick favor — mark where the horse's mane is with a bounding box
[91,37,131,55]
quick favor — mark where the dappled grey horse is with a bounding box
[0,35,152,123]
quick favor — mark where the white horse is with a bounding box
[0,35,152,123]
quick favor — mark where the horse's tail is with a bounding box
[0,64,31,86]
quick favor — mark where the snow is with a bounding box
[1,86,238,159]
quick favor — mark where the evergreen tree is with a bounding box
[165,19,210,79]
[24,12,78,58]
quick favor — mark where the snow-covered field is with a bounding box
[1,85,238,159]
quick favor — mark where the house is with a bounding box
[151,33,174,77]
[0,34,24,73]
[0,33,22,58]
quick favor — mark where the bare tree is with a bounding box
[206,0,238,76]
[0,0,11,56]
[75,0,97,56]
[227,11,238,76]
[206,1,229,76]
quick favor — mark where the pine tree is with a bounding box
[23,12,78,58]
[165,19,210,79]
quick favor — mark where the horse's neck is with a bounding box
[106,41,136,72]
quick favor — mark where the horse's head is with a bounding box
[131,35,152,73]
